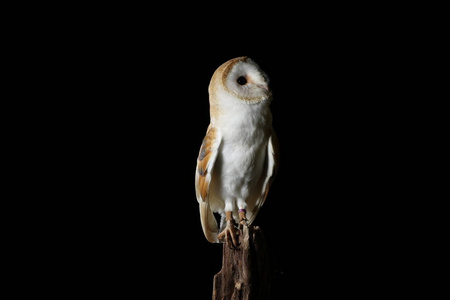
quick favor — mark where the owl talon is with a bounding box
[239,219,248,229]
[218,219,239,249]
[238,209,248,228]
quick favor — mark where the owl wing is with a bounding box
[247,128,280,225]
[195,125,222,243]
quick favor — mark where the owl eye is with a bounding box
[237,76,247,85]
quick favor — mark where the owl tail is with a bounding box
[199,202,219,243]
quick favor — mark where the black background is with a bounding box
[36,9,417,299]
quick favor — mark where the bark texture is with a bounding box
[213,225,271,300]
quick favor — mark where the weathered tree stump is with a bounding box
[213,225,271,300]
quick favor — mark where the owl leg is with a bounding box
[217,211,239,249]
[238,209,248,227]
[237,199,248,227]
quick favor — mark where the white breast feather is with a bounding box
[212,94,271,203]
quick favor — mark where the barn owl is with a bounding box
[195,56,279,247]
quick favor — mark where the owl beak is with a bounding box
[258,84,270,92]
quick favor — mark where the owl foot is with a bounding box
[238,209,248,228]
[218,220,239,248]
[218,213,239,249]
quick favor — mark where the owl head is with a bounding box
[209,56,271,104]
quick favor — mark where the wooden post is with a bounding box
[213,225,272,300]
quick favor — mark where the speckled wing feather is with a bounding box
[247,129,280,225]
[195,125,222,243]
